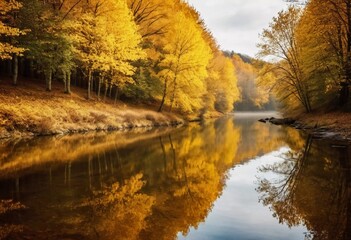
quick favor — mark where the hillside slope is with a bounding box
[0,78,183,139]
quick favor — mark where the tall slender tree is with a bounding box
[258,6,312,113]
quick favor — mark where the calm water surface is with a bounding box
[0,114,349,240]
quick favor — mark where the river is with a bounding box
[0,113,349,240]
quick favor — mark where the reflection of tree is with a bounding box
[257,136,350,240]
[0,128,177,179]
[80,174,155,240]
[0,200,26,239]
[233,119,303,162]
[140,118,241,240]
[0,116,296,239]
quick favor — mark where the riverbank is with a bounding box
[260,111,351,142]
[295,112,351,141]
[0,78,184,139]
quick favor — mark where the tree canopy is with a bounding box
[0,0,241,116]
[258,1,351,113]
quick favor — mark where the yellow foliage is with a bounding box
[81,174,155,240]
[206,52,240,112]
[157,11,212,113]
[0,0,26,59]
[65,0,145,86]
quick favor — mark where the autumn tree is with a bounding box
[0,0,25,60]
[128,0,168,39]
[157,11,211,113]
[205,52,240,113]
[0,0,26,85]
[67,0,144,99]
[231,54,271,111]
[123,0,169,102]
[258,6,313,113]
[295,0,351,107]
[15,0,74,91]
[0,0,239,117]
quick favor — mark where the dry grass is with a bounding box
[0,77,183,138]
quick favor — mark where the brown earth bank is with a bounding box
[259,112,351,142]
[295,112,351,141]
[0,77,185,139]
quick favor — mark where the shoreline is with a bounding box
[295,112,351,143]
[0,79,186,140]
[259,112,351,143]
[0,120,185,141]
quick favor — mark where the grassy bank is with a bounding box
[0,78,184,139]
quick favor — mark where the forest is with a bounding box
[1,0,350,132]
[0,0,243,115]
[0,0,281,119]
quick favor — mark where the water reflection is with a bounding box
[0,116,349,239]
[257,136,351,240]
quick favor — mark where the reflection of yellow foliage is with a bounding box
[81,174,155,240]
[0,116,301,239]
[0,200,25,215]
[0,200,26,239]
[234,121,285,162]
[141,118,241,239]
[0,128,178,179]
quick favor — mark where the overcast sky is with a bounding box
[186,0,288,57]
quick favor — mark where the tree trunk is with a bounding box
[114,86,119,104]
[340,0,351,106]
[109,83,112,97]
[12,55,18,86]
[104,82,109,101]
[158,78,168,112]
[97,76,103,100]
[45,69,52,91]
[346,0,351,84]
[87,69,92,99]
[66,70,71,94]
[169,77,177,112]
[91,76,95,93]
[63,70,67,93]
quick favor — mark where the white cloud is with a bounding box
[186,0,287,57]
